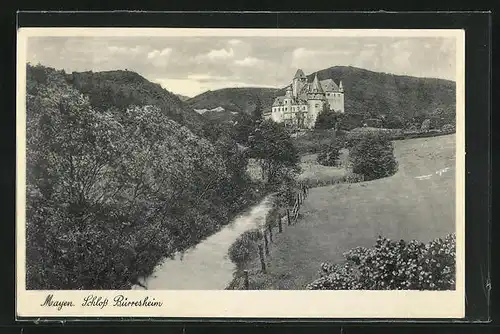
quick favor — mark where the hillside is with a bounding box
[234,134,456,289]
[186,66,455,127]
[186,87,281,117]
[176,94,191,102]
[64,69,205,134]
[309,66,456,121]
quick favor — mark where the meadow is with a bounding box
[234,134,456,289]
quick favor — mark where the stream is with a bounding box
[131,194,274,290]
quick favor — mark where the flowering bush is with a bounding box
[306,233,456,290]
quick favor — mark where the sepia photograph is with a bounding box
[16,27,465,318]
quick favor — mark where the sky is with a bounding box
[26,35,457,97]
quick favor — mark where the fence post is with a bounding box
[264,232,270,256]
[258,244,266,273]
[268,224,273,243]
[243,270,249,289]
[287,209,291,226]
[278,215,283,233]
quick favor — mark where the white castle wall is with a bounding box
[307,97,324,129]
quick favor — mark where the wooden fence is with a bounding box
[242,181,310,289]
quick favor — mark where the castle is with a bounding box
[264,69,344,129]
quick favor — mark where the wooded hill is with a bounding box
[185,66,456,127]
[65,69,206,134]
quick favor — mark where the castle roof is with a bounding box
[294,69,306,80]
[319,78,340,92]
[272,96,286,106]
[309,74,324,94]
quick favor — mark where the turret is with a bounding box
[306,74,326,128]
[292,69,307,98]
[339,80,344,92]
[285,85,293,98]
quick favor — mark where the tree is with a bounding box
[348,132,398,181]
[314,104,337,130]
[248,120,300,185]
[252,97,263,121]
[234,112,255,145]
[317,141,342,167]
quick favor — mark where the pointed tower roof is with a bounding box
[294,69,306,79]
[309,74,324,93]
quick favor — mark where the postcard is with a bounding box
[16,27,465,318]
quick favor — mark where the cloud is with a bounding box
[290,47,351,70]
[147,48,172,59]
[234,56,261,67]
[206,47,234,60]
[228,39,243,45]
[146,48,173,67]
[187,73,229,82]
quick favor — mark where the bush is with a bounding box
[347,132,398,181]
[442,124,455,132]
[306,233,456,290]
[317,141,342,167]
[228,229,262,268]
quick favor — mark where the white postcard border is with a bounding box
[16,28,466,319]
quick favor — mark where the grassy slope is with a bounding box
[238,134,456,290]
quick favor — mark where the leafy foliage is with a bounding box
[347,132,398,181]
[306,234,456,290]
[421,119,431,132]
[317,141,342,167]
[25,64,258,289]
[314,105,337,130]
[291,129,337,155]
[228,229,263,268]
[247,120,300,186]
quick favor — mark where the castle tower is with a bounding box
[338,80,345,113]
[306,74,326,128]
[292,69,307,99]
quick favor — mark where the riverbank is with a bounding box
[132,193,275,290]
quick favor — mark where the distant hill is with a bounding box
[176,94,191,102]
[186,66,455,126]
[65,70,205,134]
[186,87,281,118]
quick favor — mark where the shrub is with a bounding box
[421,119,431,132]
[442,124,455,132]
[317,141,342,167]
[347,132,398,181]
[344,173,365,183]
[228,229,262,268]
[306,233,456,290]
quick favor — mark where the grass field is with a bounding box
[235,134,456,290]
